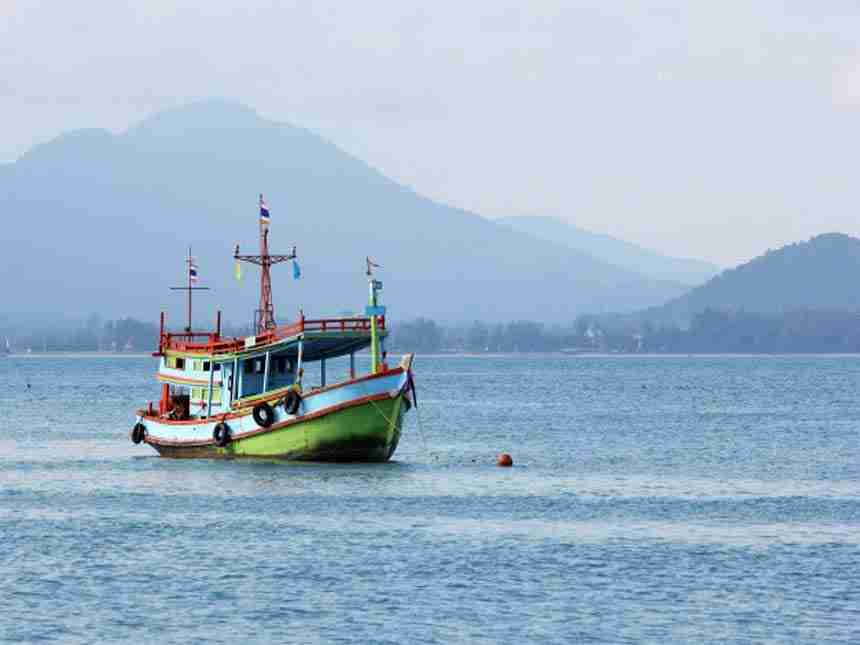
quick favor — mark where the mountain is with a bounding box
[640,233,860,325]
[0,100,687,325]
[497,215,720,286]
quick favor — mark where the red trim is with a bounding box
[145,388,405,448]
[141,366,405,427]
[285,366,404,400]
[143,406,250,426]
[160,315,387,356]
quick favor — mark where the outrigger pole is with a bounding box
[170,246,209,332]
[234,194,297,334]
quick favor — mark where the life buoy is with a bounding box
[284,390,301,415]
[130,423,146,444]
[253,401,275,428]
[213,422,232,447]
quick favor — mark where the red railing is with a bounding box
[156,314,386,356]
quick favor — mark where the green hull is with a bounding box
[152,394,406,462]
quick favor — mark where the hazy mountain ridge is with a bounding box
[497,215,720,286]
[638,233,860,325]
[1,100,688,324]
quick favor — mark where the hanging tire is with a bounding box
[284,390,301,415]
[213,422,232,447]
[130,423,146,444]
[253,402,275,428]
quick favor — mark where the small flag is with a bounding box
[189,260,199,283]
[259,194,270,225]
[292,259,301,280]
[234,260,242,281]
[366,257,380,276]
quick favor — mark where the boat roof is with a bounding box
[158,316,387,363]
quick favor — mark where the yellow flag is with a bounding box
[234,260,242,281]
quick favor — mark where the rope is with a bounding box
[369,398,397,428]
[414,403,432,458]
[369,395,435,461]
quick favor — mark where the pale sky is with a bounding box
[3,1,860,265]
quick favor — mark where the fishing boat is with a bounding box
[129,196,415,461]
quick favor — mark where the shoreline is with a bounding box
[5,351,860,359]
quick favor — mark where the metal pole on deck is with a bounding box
[296,340,304,387]
[349,352,355,380]
[321,358,326,387]
[170,248,208,334]
[232,357,239,401]
[263,351,271,392]
[206,360,215,417]
[365,257,384,375]
[369,282,379,373]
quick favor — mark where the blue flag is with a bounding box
[292,259,301,280]
[259,194,270,224]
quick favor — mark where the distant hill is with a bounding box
[640,233,860,325]
[0,100,686,325]
[497,215,720,285]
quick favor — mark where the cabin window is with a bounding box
[211,386,222,404]
[176,357,185,370]
[245,358,265,374]
[213,363,221,371]
[191,387,203,401]
[203,361,211,372]
[276,357,287,373]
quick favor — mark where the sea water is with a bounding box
[1,355,859,643]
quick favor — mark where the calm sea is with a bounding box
[2,355,859,643]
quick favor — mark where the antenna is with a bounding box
[170,246,209,332]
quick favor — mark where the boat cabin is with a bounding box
[153,314,388,421]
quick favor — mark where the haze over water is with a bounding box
[2,355,859,643]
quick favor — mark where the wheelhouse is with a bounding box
[152,314,389,421]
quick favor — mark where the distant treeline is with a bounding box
[387,309,860,354]
[1,316,251,353]
[4,308,860,354]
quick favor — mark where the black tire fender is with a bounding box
[252,402,275,428]
[284,390,301,415]
[130,422,146,444]
[213,422,232,447]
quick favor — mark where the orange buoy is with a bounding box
[497,453,513,467]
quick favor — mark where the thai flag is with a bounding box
[259,194,271,224]
[189,261,199,283]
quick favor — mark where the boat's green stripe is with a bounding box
[219,395,404,459]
